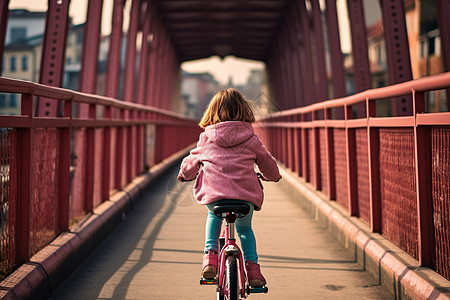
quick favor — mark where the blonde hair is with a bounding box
[198,88,255,129]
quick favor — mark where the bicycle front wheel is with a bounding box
[223,256,239,300]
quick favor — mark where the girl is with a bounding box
[177,88,281,287]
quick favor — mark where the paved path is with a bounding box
[50,164,392,299]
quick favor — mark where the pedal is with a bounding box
[200,278,217,285]
[247,286,268,294]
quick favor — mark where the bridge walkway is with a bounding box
[49,163,392,300]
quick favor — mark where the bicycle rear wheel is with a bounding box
[219,256,239,300]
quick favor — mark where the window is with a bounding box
[10,27,27,42]
[77,31,83,44]
[377,44,382,66]
[22,55,28,71]
[0,94,6,107]
[10,56,17,72]
[9,94,17,107]
[428,36,436,56]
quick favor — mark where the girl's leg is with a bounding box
[235,202,258,263]
[204,203,223,253]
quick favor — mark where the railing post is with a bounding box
[325,108,336,200]
[115,109,125,189]
[413,90,435,267]
[102,107,112,201]
[345,104,358,215]
[85,104,96,212]
[294,114,303,177]
[126,111,135,183]
[17,94,34,263]
[367,98,381,232]
[58,99,72,232]
[287,116,295,171]
[301,114,310,182]
[312,111,321,190]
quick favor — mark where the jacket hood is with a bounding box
[205,121,254,147]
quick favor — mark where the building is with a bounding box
[178,71,220,118]
[1,9,46,115]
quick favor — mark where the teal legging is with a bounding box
[204,200,258,263]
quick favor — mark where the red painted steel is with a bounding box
[0,0,9,74]
[319,128,328,195]
[36,0,71,117]
[105,0,126,99]
[79,0,103,101]
[347,0,370,117]
[58,100,72,232]
[324,0,346,99]
[355,128,370,224]
[17,94,33,264]
[297,0,315,105]
[324,109,336,200]
[85,104,96,212]
[257,73,450,278]
[123,0,141,102]
[366,97,381,232]
[137,0,153,104]
[379,0,413,116]
[435,0,450,107]
[311,0,328,101]
[312,113,321,190]
[333,128,348,209]
[0,77,200,275]
[147,13,161,107]
[286,12,303,108]
[413,91,434,267]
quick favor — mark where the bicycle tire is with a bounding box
[224,256,238,300]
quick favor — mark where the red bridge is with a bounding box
[0,0,449,299]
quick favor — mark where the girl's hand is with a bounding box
[257,172,282,182]
[177,174,185,182]
[256,173,268,181]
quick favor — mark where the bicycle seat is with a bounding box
[213,203,250,218]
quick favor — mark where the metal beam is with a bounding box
[297,0,315,105]
[311,0,328,102]
[36,0,71,117]
[435,0,450,109]
[325,0,346,99]
[105,0,126,99]
[123,0,141,102]
[379,0,413,116]
[347,0,371,118]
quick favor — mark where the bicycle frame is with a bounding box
[217,216,247,299]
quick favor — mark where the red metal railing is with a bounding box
[0,77,201,280]
[255,72,450,281]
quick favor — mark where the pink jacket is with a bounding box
[178,121,280,210]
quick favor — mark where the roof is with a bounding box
[152,0,291,62]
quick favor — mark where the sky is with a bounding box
[8,0,356,86]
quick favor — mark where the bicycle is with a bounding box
[200,202,268,299]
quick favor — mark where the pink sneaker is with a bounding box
[246,261,267,287]
[202,251,218,279]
